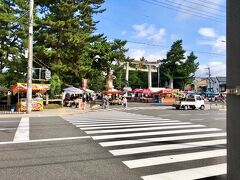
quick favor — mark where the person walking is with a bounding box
[122,97,127,110]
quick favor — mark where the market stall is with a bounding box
[102,89,124,105]
[155,89,179,104]
[11,83,49,112]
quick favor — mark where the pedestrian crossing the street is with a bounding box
[64,111,226,180]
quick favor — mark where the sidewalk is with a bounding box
[0,105,100,118]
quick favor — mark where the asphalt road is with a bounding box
[0,104,226,180]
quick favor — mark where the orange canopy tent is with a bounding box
[11,83,50,95]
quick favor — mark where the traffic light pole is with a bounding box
[26,0,34,114]
[227,0,240,179]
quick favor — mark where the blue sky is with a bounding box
[95,0,226,77]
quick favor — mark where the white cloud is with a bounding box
[197,34,226,54]
[198,28,217,38]
[132,23,166,44]
[129,49,146,60]
[126,42,167,61]
[196,61,226,77]
[213,36,226,53]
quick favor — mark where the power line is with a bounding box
[165,0,225,16]
[141,0,225,23]
[194,0,226,9]
[8,10,29,26]
[119,39,225,57]
[145,0,225,21]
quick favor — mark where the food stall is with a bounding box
[155,89,179,104]
[11,83,49,112]
[141,88,153,103]
[102,89,124,105]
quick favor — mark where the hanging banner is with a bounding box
[82,79,88,91]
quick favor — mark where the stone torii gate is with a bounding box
[124,60,161,88]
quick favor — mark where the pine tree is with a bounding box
[160,40,199,89]
[34,0,105,86]
[0,0,28,87]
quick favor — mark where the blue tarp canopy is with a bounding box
[63,87,84,94]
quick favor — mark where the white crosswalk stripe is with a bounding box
[141,163,226,180]
[99,132,226,147]
[123,149,226,168]
[63,111,226,180]
[85,124,204,134]
[109,139,226,156]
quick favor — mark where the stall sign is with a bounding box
[82,79,88,91]
[18,100,43,112]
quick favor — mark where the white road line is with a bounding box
[0,128,16,131]
[123,149,226,168]
[99,132,226,147]
[141,163,226,180]
[81,121,183,130]
[217,113,226,115]
[68,118,169,123]
[199,114,209,116]
[158,114,170,116]
[179,114,191,116]
[86,124,203,135]
[13,117,29,142]
[71,120,172,125]
[0,136,91,145]
[109,139,226,156]
[74,120,178,127]
[67,117,163,121]
[92,128,221,140]
[214,118,226,120]
[0,121,19,123]
[190,119,203,121]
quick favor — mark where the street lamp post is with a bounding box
[26,0,34,114]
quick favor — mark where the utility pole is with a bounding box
[206,67,211,91]
[227,0,240,179]
[26,0,34,114]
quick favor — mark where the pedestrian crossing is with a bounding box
[92,106,171,112]
[64,111,226,180]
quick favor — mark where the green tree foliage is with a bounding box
[50,73,62,98]
[160,40,199,89]
[0,0,28,87]
[91,39,128,88]
[34,0,105,86]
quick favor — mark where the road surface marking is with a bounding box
[141,163,226,180]
[86,124,202,135]
[80,121,183,130]
[109,139,226,156]
[74,120,178,127]
[199,114,209,116]
[99,132,226,147]
[123,149,226,168]
[214,118,226,120]
[92,128,221,140]
[0,136,91,145]
[190,119,203,121]
[0,128,16,131]
[179,114,191,116]
[0,121,19,123]
[69,118,171,123]
[158,114,170,116]
[13,117,29,142]
[67,117,165,121]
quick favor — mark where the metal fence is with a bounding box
[0,105,23,114]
